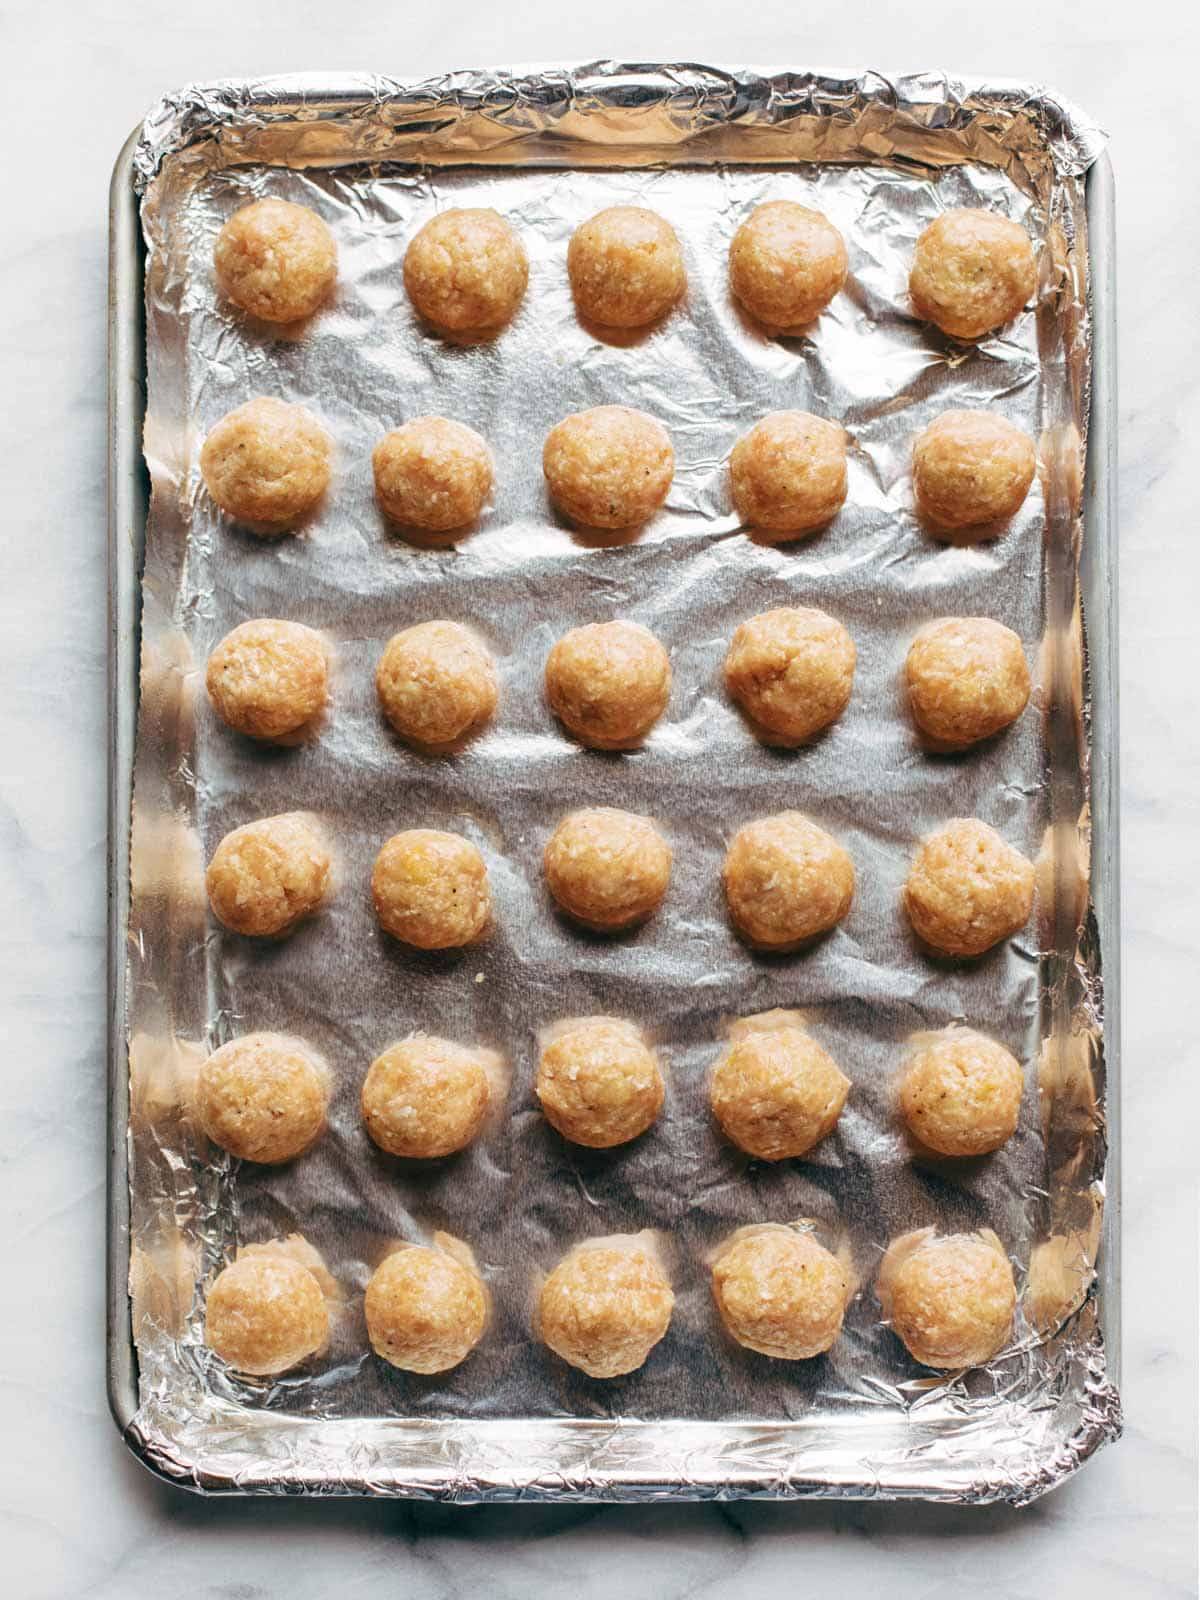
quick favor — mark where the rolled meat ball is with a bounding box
[904,818,1034,957]
[543,406,674,531]
[214,197,337,324]
[205,813,331,937]
[905,617,1030,747]
[710,1024,849,1160]
[724,606,855,743]
[545,620,670,748]
[536,1017,664,1148]
[376,621,497,748]
[544,808,672,932]
[403,208,527,338]
[204,1247,329,1376]
[372,417,493,534]
[912,411,1036,534]
[898,1029,1024,1156]
[371,829,491,950]
[361,1036,491,1159]
[729,201,848,331]
[538,1240,673,1378]
[567,205,686,328]
[205,619,328,740]
[712,1227,851,1359]
[195,1032,330,1164]
[200,397,331,532]
[877,1228,1017,1369]
[365,1243,488,1373]
[723,812,854,949]
[910,207,1036,340]
[730,411,847,539]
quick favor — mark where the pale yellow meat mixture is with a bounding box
[543,405,674,530]
[725,607,855,743]
[712,1227,850,1358]
[723,812,854,949]
[214,197,337,324]
[361,1035,490,1159]
[538,1242,673,1378]
[730,411,848,538]
[371,828,490,949]
[729,201,848,331]
[205,618,328,740]
[710,1025,849,1160]
[543,807,672,932]
[365,1244,489,1373]
[200,396,331,531]
[196,1032,330,1164]
[536,1017,664,1148]
[904,818,1034,957]
[545,620,670,748]
[205,812,331,937]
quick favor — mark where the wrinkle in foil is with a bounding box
[124,64,1117,1503]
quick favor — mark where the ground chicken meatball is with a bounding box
[544,808,672,932]
[403,208,528,338]
[206,813,331,937]
[205,619,328,740]
[196,1032,330,1164]
[371,829,490,950]
[361,1036,490,1158]
[913,410,1036,533]
[543,406,674,531]
[567,205,686,328]
[538,1240,674,1378]
[905,617,1031,747]
[536,1017,664,1148]
[376,621,497,748]
[910,207,1037,340]
[899,1030,1024,1156]
[200,397,332,532]
[729,201,848,331]
[204,1248,329,1376]
[545,620,670,748]
[365,1244,488,1373]
[372,417,493,533]
[904,818,1034,957]
[712,1227,851,1358]
[730,411,848,539]
[723,812,854,949]
[710,1025,849,1160]
[214,197,337,324]
[725,607,855,743]
[877,1228,1017,1369]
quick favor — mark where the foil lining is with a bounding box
[124,64,1118,1502]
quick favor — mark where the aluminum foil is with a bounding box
[123,64,1118,1502]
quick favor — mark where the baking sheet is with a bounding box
[113,64,1119,1501]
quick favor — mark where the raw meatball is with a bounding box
[905,818,1034,957]
[365,1244,488,1373]
[877,1229,1016,1369]
[725,607,855,743]
[205,619,328,740]
[913,411,1036,533]
[712,1227,850,1358]
[899,1030,1024,1156]
[536,1017,664,1148]
[730,411,848,538]
[710,1025,849,1160]
[204,1249,329,1376]
[729,201,848,330]
[905,617,1031,746]
[214,198,335,324]
[372,417,493,533]
[544,808,672,932]
[376,621,497,748]
[910,207,1036,339]
[206,812,331,937]
[545,620,670,748]
[403,208,528,338]
[543,406,674,531]
[361,1036,490,1158]
[538,1241,673,1378]
[196,1032,330,1164]
[567,205,686,328]
[371,828,490,949]
[200,397,332,532]
[723,812,854,949]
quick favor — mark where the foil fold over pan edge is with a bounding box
[124,64,1118,1503]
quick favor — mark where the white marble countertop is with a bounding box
[1,2,1195,1594]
